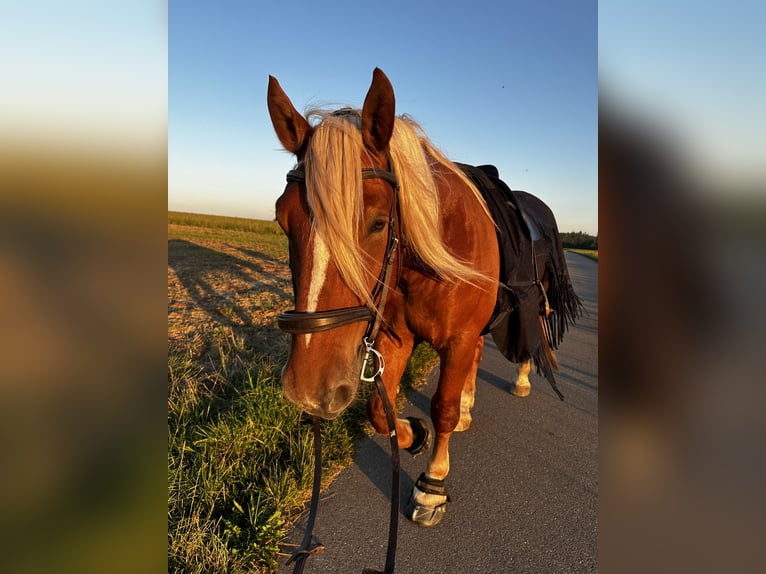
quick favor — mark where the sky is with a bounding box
[599,1,766,193]
[169,0,598,235]
[1,1,166,155]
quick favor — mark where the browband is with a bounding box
[286,162,400,190]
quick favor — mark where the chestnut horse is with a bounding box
[268,68,555,529]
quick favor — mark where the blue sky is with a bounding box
[169,0,598,234]
[599,1,766,192]
[1,1,166,153]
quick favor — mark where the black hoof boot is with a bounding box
[404,417,432,457]
[406,472,450,527]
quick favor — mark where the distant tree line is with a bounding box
[560,231,598,250]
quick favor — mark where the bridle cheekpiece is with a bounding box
[277,159,400,344]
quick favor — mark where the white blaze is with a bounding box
[304,232,330,347]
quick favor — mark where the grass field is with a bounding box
[167,211,437,573]
[565,248,598,262]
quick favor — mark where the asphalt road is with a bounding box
[280,252,597,573]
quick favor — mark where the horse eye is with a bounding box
[370,219,387,234]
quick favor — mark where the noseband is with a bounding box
[277,161,401,340]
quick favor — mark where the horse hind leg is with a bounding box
[511,316,559,397]
[511,359,532,397]
[454,336,484,432]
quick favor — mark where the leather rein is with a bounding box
[280,160,403,574]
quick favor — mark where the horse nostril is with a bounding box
[330,383,354,413]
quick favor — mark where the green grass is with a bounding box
[566,248,598,262]
[168,336,354,573]
[168,212,437,573]
[168,211,287,257]
[169,211,283,235]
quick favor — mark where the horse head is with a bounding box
[268,69,399,419]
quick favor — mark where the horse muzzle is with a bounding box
[281,361,360,420]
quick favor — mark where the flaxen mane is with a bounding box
[303,108,494,309]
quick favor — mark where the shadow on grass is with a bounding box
[169,239,291,322]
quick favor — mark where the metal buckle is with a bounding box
[360,337,385,383]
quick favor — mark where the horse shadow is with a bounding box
[353,433,417,513]
[168,239,292,331]
[234,245,286,267]
[476,368,509,392]
[351,381,437,511]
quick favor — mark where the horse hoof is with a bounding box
[406,497,447,527]
[406,473,450,527]
[511,381,531,397]
[405,417,431,457]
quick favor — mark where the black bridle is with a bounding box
[280,160,403,574]
[277,161,400,339]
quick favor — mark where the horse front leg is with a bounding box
[407,337,480,527]
[365,332,432,453]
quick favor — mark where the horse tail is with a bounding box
[539,315,559,371]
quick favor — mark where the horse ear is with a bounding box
[267,75,312,155]
[361,68,396,154]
